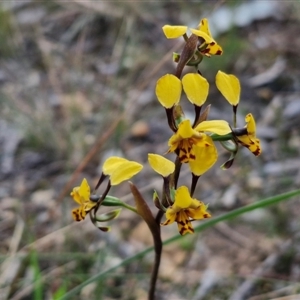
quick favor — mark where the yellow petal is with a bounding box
[168,133,180,152]
[216,71,240,106]
[188,198,201,210]
[177,119,199,139]
[83,201,97,211]
[148,154,175,177]
[161,209,176,226]
[182,73,209,106]
[203,43,223,56]
[188,202,211,219]
[174,186,192,209]
[102,156,128,175]
[162,25,187,39]
[189,137,217,176]
[70,187,81,204]
[195,120,231,135]
[198,18,212,37]
[71,178,90,204]
[237,135,261,156]
[156,74,182,108]
[78,178,90,200]
[189,28,213,43]
[245,113,256,135]
[110,161,143,185]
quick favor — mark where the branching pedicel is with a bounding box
[70,18,261,300]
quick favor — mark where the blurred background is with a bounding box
[1,0,300,299]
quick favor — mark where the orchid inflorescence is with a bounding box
[70,17,262,298]
[71,18,261,237]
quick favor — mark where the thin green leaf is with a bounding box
[30,250,43,300]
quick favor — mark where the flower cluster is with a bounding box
[70,18,261,236]
[151,18,261,234]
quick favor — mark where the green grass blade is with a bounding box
[30,250,43,300]
[53,282,67,300]
[58,188,300,300]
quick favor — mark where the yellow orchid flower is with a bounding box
[161,186,211,235]
[148,154,175,177]
[71,157,143,221]
[235,114,261,156]
[190,18,223,56]
[103,156,143,185]
[71,178,96,221]
[162,18,222,57]
[168,119,231,175]
[216,70,241,106]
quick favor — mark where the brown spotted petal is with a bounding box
[70,178,97,222]
[236,113,261,156]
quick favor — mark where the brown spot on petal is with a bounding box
[177,220,186,226]
[181,148,188,154]
[72,212,80,221]
[188,226,194,232]
[72,210,84,222]
[180,226,194,235]
[161,219,171,226]
[216,50,223,55]
[179,226,190,235]
[179,154,189,163]
[253,147,261,156]
[189,153,196,160]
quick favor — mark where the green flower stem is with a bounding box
[102,195,138,214]
[211,133,234,141]
[121,202,138,214]
[58,189,300,300]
